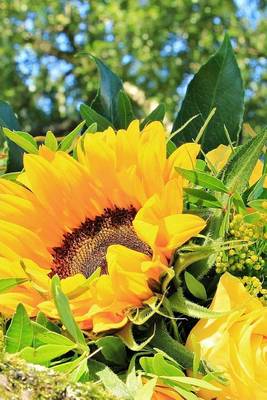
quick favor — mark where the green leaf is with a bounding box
[117,322,155,351]
[167,139,176,156]
[117,90,135,129]
[248,199,267,213]
[45,130,58,151]
[32,321,76,347]
[184,271,207,301]
[172,34,244,152]
[84,122,98,134]
[133,378,157,400]
[96,336,127,366]
[0,100,24,172]
[5,303,33,353]
[169,288,225,319]
[184,188,222,208]
[51,275,87,349]
[140,103,165,130]
[36,311,61,333]
[0,278,26,294]
[90,55,123,124]
[59,121,85,152]
[150,321,196,370]
[176,168,228,193]
[80,103,113,130]
[3,128,38,154]
[222,128,267,195]
[141,354,184,378]
[97,367,131,399]
[19,344,75,365]
[247,174,267,201]
[1,171,21,181]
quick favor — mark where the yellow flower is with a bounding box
[206,144,267,187]
[186,272,267,400]
[0,121,205,332]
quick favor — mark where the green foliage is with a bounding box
[0,101,23,172]
[173,35,244,152]
[184,271,207,301]
[0,278,26,294]
[222,127,267,194]
[3,128,38,154]
[51,275,87,350]
[177,167,229,193]
[5,304,33,354]
[90,55,123,125]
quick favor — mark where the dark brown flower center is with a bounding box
[51,207,152,279]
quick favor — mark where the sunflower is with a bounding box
[0,121,205,332]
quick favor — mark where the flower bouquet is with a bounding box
[0,34,266,400]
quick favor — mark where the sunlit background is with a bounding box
[0,0,266,135]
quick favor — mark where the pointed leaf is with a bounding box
[45,130,58,151]
[117,90,135,129]
[176,167,228,193]
[0,100,24,172]
[140,103,165,130]
[80,103,113,130]
[90,55,123,124]
[184,271,207,301]
[0,278,26,294]
[222,128,267,194]
[3,128,38,154]
[51,275,87,349]
[59,121,85,152]
[5,304,33,353]
[172,35,244,152]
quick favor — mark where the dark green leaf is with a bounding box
[150,320,196,370]
[172,35,244,152]
[0,278,26,294]
[96,336,127,366]
[5,304,33,353]
[167,140,176,156]
[51,276,87,349]
[184,271,207,301]
[80,103,113,130]
[177,168,228,193]
[117,90,135,129]
[140,103,165,130]
[90,55,123,124]
[0,100,23,172]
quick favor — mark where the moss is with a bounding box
[0,354,117,400]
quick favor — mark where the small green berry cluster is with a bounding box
[215,213,266,302]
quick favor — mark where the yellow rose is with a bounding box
[186,273,267,400]
[206,144,267,187]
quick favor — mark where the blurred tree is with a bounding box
[0,0,266,135]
